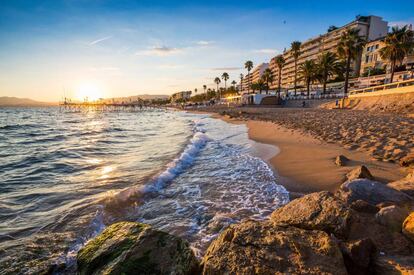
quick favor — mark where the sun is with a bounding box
[75,83,103,102]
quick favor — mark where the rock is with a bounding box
[77,222,199,275]
[402,212,414,242]
[399,153,414,167]
[202,220,347,275]
[375,205,409,232]
[346,165,374,181]
[388,172,414,198]
[270,191,353,238]
[337,179,412,205]
[373,255,414,274]
[350,200,379,214]
[339,238,376,275]
[347,212,413,255]
[335,155,349,166]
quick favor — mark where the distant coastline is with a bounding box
[0,96,57,107]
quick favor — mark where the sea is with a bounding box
[0,107,289,274]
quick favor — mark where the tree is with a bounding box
[194,88,197,94]
[379,25,414,83]
[317,52,340,94]
[244,60,254,94]
[299,60,318,97]
[275,55,285,98]
[214,77,221,99]
[291,41,302,95]
[337,28,366,95]
[328,25,338,32]
[231,80,237,88]
[203,84,207,100]
[239,73,244,93]
[261,68,274,94]
[221,72,229,90]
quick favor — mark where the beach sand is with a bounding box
[212,111,407,195]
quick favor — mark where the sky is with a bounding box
[0,0,413,101]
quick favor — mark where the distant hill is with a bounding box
[0,97,56,107]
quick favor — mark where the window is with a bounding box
[365,55,369,63]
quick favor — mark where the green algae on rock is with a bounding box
[77,221,199,275]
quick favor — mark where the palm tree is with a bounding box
[379,25,414,83]
[244,60,253,94]
[262,68,274,94]
[231,80,237,88]
[203,84,207,100]
[299,60,318,97]
[214,77,221,99]
[337,28,366,95]
[275,55,285,98]
[194,88,197,94]
[221,72,229,90]
[291,41,302,95]
[239,73,244,93]
[317,52,340,94]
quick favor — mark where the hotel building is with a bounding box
[268,15,388,90]
[240,63,269,92]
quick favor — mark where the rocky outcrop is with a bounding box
[346,166,374,181]
[399,153,414,167]
[375,205,409,232]
[77,222,199,275]
[335,155,349,166]
[402,212,414,242]
[388,172,414,197]
[270,191,353,238]
[202,221,347,275]
[349,200,379,214]
[337,179,412,205]
[339,239,376,275]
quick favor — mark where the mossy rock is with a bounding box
[77,222,199,275]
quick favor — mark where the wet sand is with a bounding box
[205,108,408,195]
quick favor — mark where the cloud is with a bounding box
[211,67,241,71]
[195,40,215,46]
[389,20,414,28]
[252,48,278,54]
[89,36,112,45]
[135,46,183,56]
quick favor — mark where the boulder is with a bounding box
[270,191,353,238]
[350,200,379,214]
[375,205,409,232]
[347,212,413,255]
[335,155,349,166]
[337,179,412,206]
[346,165,374,181]
[339,238,376,275]
[373,256,414,274]
[77,222,199,275]
[388,172,414,198]
[202,220,347,275]
[402,212,414,242]
[399,153,414,167]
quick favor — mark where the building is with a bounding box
[240,63,269,92]
[269,15,388,90]
[170,91,192,103]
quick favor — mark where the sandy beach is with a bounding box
[207,107,411,195]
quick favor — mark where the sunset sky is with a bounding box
[0,0,413,101]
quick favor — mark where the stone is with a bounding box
[375,205,409,232]
[373,256,414,274]
[347,212,413,255]
[346,165,374,181]
[337,179,412,205]
[388,172,414,198]
[399,153,414,167]
[77,222,199,275]
[270,191,353,238]
[350,200,379,214]
[339,238,376,275]
[402,212,414,242]
[202,221,347,275]
[335,155,349,166]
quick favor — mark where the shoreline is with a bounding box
[211,111,405,195]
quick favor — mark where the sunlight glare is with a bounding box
[75,83,103,102]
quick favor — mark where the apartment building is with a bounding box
[360,34,414,76]
[170,91,192,103]
[269,15,388,90]
[240,63,269,92]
